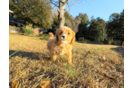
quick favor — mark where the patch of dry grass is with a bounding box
[9,34,124,88]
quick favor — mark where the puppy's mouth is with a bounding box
[61,36,67,41]
[61,38,68,44]
[61,38,66,41]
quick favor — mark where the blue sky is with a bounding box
[65,0,124,22]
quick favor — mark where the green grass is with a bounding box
[22,27,34,36]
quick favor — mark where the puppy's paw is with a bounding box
[50,57,56,61]
[69,63,74,67]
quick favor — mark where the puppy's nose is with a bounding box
[62,35,65,39]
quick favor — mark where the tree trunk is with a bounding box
[58,0,67,28]
[120,40,124,46]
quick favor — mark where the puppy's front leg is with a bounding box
[50,54,58,61]
[66,51,74,66]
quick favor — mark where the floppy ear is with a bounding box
[70,31,75,45]
[55,29,59,42]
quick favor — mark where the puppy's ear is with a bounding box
[70,31,75,45]
[55,29,59,42]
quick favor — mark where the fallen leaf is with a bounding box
[106,66,110,70]
[115,59,120,64]
[102,55,106,60]
[42,81,51,88]
[11,82,18,88]
[88,51,91,53]
[104,52,107,55]
[101,64,104,67]
[42,61,45,64]
[23,49,26,51]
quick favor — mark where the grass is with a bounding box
[9,34,124,88]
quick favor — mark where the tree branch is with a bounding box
[64,0,77,12]
[63,0,69,7]
[50,0,59,7]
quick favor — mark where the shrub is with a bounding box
[38,34,45,37]
[22,27,34,36]
[39,34,49,40]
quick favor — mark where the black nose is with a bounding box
[62,36,65,39]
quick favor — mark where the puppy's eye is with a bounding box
[60,32,62,35]
[68,33,70,35]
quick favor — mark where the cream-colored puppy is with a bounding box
[47,26,75,66]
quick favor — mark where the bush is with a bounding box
[39,34,49,40]
[38,34,45,37]
[22,27,34,36]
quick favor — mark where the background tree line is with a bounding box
[9,0,124,45]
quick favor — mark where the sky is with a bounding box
[64,0,124,22]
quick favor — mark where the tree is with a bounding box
[9,0,52,29]
[52,15,59,31]
[64,12,82,33]
[73,14,83,32]
[50,0,68,28]
[89,16,95,25]
[50,0,87,28]
[88,18,106,41]
[106,10,124,45]
[115,10,124,45]
[76,13,89,39]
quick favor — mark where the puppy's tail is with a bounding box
[48,32,54,40]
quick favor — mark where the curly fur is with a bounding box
[47,26,75,66]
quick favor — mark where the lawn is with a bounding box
[9,33,124,88]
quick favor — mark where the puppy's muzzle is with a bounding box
[61,35,66,41]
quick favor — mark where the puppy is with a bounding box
[47,26,75,66]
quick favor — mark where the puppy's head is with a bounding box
[55,26,75,45]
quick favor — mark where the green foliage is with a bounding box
[67,65,75,79]
[106,10,124,45]
[22,27,34,36]
[52,15,59,31]
[39,34,49,40]
[81,14,89,25]
[76,13,89,39]
[38,34,45,37]
[9,0,52,29]
[60,56,75,79]
[109,13,120,22]
[64,11,73,20]
[77,14,106,42]
[88,19,106,41]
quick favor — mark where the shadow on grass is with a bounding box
[39,37,48,40]
[76,41,105,45]
[9,50,50,60]
[110,46,124,57]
